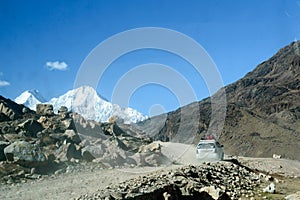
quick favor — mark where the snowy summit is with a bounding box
[15,89,46,110]
[15,86,147,124]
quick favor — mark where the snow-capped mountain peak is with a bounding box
[15,86,147,124]
[15,89,46,110]
[49,86,147,124]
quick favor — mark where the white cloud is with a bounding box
[45,61,68,71]
[0,80,10,87]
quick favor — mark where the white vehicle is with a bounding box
[196,138,224,161]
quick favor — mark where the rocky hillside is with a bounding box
[133,41,300,160]
[0,96,168,183]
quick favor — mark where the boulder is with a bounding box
[37,114,75,133]
[58,106,69,119]
[138,142,161,153]
[61,118,76,130]
[0,141,10,161]
[285,191,300,200]
[273,154,282,159]
[36,104,54,116]
[56,143,82,162]
[4,141,46,163]
[82,149,95,162]
[1,123,15,134]
[64,129,81,144]
[81,144,104,158]
[37,116,49,128]
[17,119,43,137]
[58,106,68,113]
[199,186,222,200]
[3,133,27,143]
[263,182,276,194]
[22,107,30,114]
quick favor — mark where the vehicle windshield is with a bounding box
[197,143,215,149]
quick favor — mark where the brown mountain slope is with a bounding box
[132,41,300,160]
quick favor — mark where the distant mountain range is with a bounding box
[15,86,147,124]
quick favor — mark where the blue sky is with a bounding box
[0,0,300,116]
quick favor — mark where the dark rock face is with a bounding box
[0,141,9,161]
[132,41,300,160]
[0,96,32,121]
[17,119,43,138]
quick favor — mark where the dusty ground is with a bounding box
[0,142,299,200]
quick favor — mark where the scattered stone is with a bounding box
[138,142,160,153]
[76,162,264,200]
[36,104,54,116]
[263,182,276,194]
[285,191,300,200]
[273,154,282,159]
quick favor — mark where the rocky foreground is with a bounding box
[76,160,299,200]
[0,95,170,185]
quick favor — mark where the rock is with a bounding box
[1,124,14,134]
[0,141,10,161]
[273,154,282,159]
[77,162,264,200]
[200,186,222,199]
[58,106,69,119]
[81,144,104,158]
[36,104,54,116]
[163,192,171,200]
[82,149,95,162]
[58,106,68,113]
[17,119,43,138]
[56,142,82,162]
[61,118,76,130]
[4,141,46,163]
[22,107,30,114]
[285,191,300,200]
[2,133,26,143]
[64,129,81,144]
[218,192,232,200]
[263,182,276,194]
[37,116,48,128]
[138,142,161,153]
